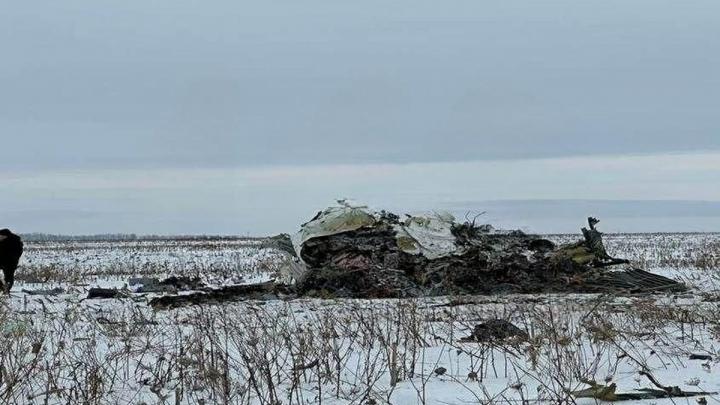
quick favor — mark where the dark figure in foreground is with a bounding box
[0,229,23,293]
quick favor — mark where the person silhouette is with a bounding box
[0,229,23,294]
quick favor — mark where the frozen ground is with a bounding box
[1,233,719,404]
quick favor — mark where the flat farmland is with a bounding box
[1,233,719,404]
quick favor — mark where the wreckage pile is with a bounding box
[285,202,685,298]
[147,202,684,308]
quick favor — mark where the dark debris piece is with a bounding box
[461,319,529,343]
[87,288,129,300]
[22,287,65,296]
[260,233,297,257]
[148,281,293,309]
[580,268,687,294]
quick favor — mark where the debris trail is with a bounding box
[146,203,686,308]
[285,203,685,298]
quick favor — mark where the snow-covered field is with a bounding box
[1,233,719,404]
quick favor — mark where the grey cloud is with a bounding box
[1,0,719,171]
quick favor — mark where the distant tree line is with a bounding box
[20,233,261,242]
[20,233,140,242]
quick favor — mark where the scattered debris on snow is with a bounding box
[570,374,717,401]
[129,276,206,293]
[148,281,291,309]
[21,287,65,296]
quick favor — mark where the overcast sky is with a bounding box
[1,1,719,234]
